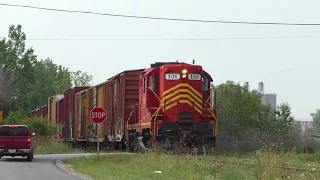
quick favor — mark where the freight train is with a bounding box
[30,61,217,153]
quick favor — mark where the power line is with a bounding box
[25,36,320,41]
[1,2,320,26]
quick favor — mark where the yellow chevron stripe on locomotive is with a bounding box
[161,83,203,114]
[163,83,202,98]
[163,89,202,103]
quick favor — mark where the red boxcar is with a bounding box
[30,104,48,120]
[56,97,64,139]
[30,109,38,117]
[62,86,90,141]
[42,104,48,118]
[37,104,48,119]
[103,81,112,139]
[103,69,144,144]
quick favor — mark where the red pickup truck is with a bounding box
[0,125,35,161]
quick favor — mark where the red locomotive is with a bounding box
[30,61,217,153]
[126,61,217,152]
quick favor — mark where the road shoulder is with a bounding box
[55,160,93,180]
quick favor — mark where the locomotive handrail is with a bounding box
[205,94,211,104]
[205,101,218,136]
[148,86,165,141]
[125,106,136,142]
[151,105,162,141]
[148,86,161,102]
[127,106,135,124]
[203,89,218,136]
[126,104,138,108]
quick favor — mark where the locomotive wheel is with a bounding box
[131,135,143,153]
[154,138,214,155]
[172,141,198,155]
[138,136,150,151]
[171,143,185,154]
[154,138,189,154]
[153,141,164,153]
[153,140,171,153]
[194,142,215,155]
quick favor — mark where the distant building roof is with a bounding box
[295,117,313,122]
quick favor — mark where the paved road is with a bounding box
[0,153,123,180]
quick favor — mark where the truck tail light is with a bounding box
[27,138,31,142]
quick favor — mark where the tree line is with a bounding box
[0,25,93,116]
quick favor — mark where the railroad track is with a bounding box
[206,159,319,172]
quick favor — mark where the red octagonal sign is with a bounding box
[90,107,107,124]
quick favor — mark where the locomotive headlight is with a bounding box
[182,74,187,78]
[182,69,187,74]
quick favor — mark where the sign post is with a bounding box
[90,107,107,160]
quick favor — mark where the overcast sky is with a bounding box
[1,0,319,120]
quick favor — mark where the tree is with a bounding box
[274,102,294,136]
[215,81,295,151]
[32,58,72,107]
[311,109,320,134]
[0,64,16,109]
[0,25,37,111]
[216,81,265,138]
[0,24,94,118]
[71,70,93,86]
[53,65,72,94]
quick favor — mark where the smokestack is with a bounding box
[192,59,195,65]
[258,82,264,93]
[244,82,249,91]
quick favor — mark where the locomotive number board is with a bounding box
[165,73,201,80]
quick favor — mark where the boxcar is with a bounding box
[40,104,48,119]
[94,83,104,140]
[32,104,48,119]
[74,87,103,147]
[56,97,64,138]
[74,89,89,145]
[103,69,144,148]
[47,94,64,126]
[30,109,37,117]
[62,86,90,142]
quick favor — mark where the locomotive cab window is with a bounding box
[143,76,146,93]
[149,75,158,91]
[202,76,209,91]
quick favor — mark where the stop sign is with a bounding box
[90,107,107,124]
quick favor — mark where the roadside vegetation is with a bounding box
[2,110,83,154]
[63,146,320,180]
[32,137,83,154]
[0,24,94,154]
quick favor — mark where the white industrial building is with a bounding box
[295,118,314,132]
[261,93,277,109]
[244,82,277,109]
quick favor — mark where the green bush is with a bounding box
[3,109,27,125]
[3,110,58,137]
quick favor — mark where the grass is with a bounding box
[63,149,320,180]
[33,137,83,154]
[64,153,229,180]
